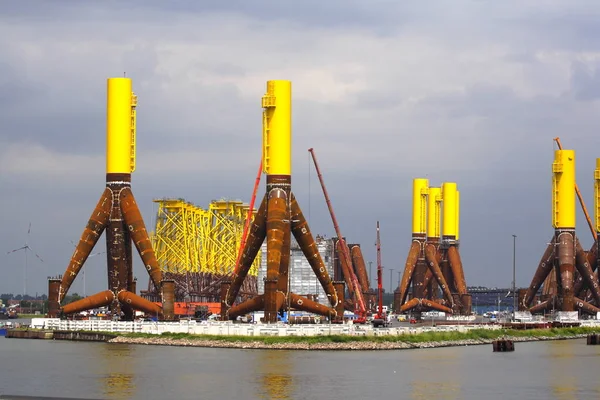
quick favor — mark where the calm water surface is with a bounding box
[0,337,599,400]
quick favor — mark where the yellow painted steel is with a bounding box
[427,187,442,239]
[595,159,600,232]
[455,190,460,240]
[552,149,576,229]
[412,178,429,235]
[442,182,457,238]
[151,198,260,277]
[106,78,137,174]
[262,80,292,175]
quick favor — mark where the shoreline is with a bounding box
[108,333,589,351]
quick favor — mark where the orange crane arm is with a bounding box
[234,159,263,274]
[308,148,367,317]
[554,137,597,241]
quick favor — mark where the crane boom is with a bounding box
[376,221,384,320]
[554,137,597,241]
[234,159,263,274]
[308,148,367,320]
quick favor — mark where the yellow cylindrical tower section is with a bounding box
[106,77,136,174]
[442,182,457,238]
[456,190,460,241]
[427,187,442,239]
[262,80,292,176]
[412,178,429,235]
[552,149,576,229]
[594,158,600,233]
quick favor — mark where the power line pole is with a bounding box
[512,234,517,316]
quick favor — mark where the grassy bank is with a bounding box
[114,326,600,345]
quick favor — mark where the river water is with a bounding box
[0,337,599,400]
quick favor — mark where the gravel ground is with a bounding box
[108,334,588,351]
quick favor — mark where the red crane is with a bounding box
[372,221,388,327]
[308,148,367,323]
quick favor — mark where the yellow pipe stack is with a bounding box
[427,187,442,239]
[456,190,460,241]
[442,182,458,239]
[262,80,292,176]
[552,149,576,229]
[106,78,136,174]
[412,179,429,236]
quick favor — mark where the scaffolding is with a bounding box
[147,198,260,301]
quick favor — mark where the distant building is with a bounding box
[257,236,335,305]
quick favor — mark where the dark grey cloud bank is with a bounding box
[1,1,600,297]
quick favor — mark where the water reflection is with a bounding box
[257,350,294,399]
[548,341,577,400]
[408,348,462,400]
[95,343,136,400]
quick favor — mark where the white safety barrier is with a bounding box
[31,318,502,337]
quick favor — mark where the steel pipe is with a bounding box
[447,246,467,294]
[290,194,338,306]
[425,243,454,306]
[62,290,115,315]
[524,238,555,307]
[59,188,112,302]
[117,290,162,317]
[398,241,420,306]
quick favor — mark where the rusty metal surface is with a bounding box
[447,246,467,295]
[290,194,338,306]
[557,231,575,311]
[335,240,355,298]
[264,188,289,323]
[289,293,336,317]
[228,295,265,319]
[120,187,162,290]
[424,244,454,306]
[574,296,600,314]
[117,290,163,317]
[530,296,555,314]
[333,281,345,321]
[62,290,115,315]
[48,279,61,317]
[421,299,453,314]
[524,238,555,307]
[399,297,420,313]
[161,280,175,320]
[574,238,600,305]
[226,195,267,307]
[398,240,420,306]
[351,245,370,293]
[59,188,112,302]
[220,280,231,319]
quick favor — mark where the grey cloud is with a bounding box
[570,60,600,101]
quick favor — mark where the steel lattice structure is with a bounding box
[147,198,260,301]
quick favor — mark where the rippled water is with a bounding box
[0,337,599,400]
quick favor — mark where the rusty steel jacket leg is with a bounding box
[290,194,338,306]
[420,298,453,314]
[119,187,162,291]
[335,240,355,298]
[117,290,163,318]
[62,290,115,315]
[351,245,370,293]
[228,295,265,319]
[557,231,576,311]
[447,246,467,295]
[289,293,336,318]
[523,238,555,307]
[398,241,420,306]
[226,195,267,307]
[574,238,600,305]
[400,297,421,313]
[425,244,454,307]
[574,296,600,314]
[264,188,288,323]
[529,296,556,314]
[59,188,112,302]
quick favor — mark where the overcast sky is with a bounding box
[1,1,600,298]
